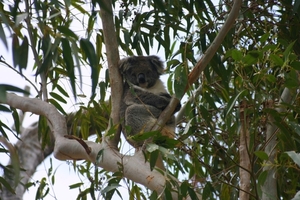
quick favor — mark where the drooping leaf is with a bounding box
[149,149,160,171]
[49,92,67,104]
[11,108,20,134]
[12,34,19,68]
[0,84,30,102]
[270,54,284,66]
[0,23,8,49]
[61,38,76,96]
[57,26,78,40]
[18,36,29,72]
[0,105,10,112]
[225,90,247,117]
[80,38,99,96]
[174,63,188,99]
[48,99,67,115]
[0,177,15,194]
[254,151,269,161]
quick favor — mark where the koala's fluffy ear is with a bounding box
[149,55,164,75]
[118,58,128,74]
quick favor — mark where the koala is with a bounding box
[119,55,181,148]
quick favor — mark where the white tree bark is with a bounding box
[262,88,292,199]
[0,93,198,200]
[0,123,54,200]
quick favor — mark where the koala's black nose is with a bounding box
[138,73,146,83]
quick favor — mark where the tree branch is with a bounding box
[0,124,54,199]
[262,88,292,199]
[0,93,197,199]
[154,0,242,132]
[239,100,251,199]
[99,0,123,148]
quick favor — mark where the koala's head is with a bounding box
[119,55,164,88]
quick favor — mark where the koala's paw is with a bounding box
[159,93,172,99]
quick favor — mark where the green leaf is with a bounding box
[18,36,29,71]
[70,40,82,88]
[48,99,67,115]
[167,59,180,69]
[101,183,121,195]
[12,34,20,68]
[243,54,257,65]
[37,52,52,75]
[11,108,20,134]
[96,149,104,165]
[80,38,99,96]
[96,33,103,63]
[69,182,84,189]
[55,84,69,98]
[225,90,246,117]
[61,38,76,96]
[0,23,8,49]
[188,186,199,200]
[260,33,270,43]
[129,130,159,142]
[231,49,243,61]
[99,81,106,102]
[0,84,30,102]
[0,177,15,194]
[57,26,78,40]
[270,54,283,66]
[174,63,188,99]
[180,181,189,197]
[0,105,10,112]
[290,61,300,70]
[254,151,269,160]
[286,151,300,167]
[49,92,67,104]
[265,74,276,83]
[257,170,267,193]
[149,149,160,171]
[283,41,296,59]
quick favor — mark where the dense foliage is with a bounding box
[1,0,300,199]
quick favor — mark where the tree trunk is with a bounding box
[262,88,292,199]
[0,123,54,200]
[239,100,251,200]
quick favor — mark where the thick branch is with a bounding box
[155,0,242,131]
[99,0,123,148]
[0,124,54,200]
[0,93,196,199]
[186,0,242,88]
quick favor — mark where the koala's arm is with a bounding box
[127,88,182,113]
[124,88,170,110]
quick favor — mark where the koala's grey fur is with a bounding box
[119,55,181,147]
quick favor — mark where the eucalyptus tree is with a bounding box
[1,0,300,200]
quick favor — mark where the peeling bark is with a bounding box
[100,0,123,148]
[0,123,54,200]
[0,93,199,200]
[239,101,251,200]
[262,88,292,199]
